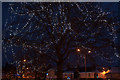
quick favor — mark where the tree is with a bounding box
[2,62,16,79]
[3,2,119,79]
[3,2,76,79]
[69,2,119,67]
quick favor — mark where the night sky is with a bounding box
[2,2,120,68]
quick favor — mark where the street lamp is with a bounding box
[76,48,92,72]
[77,48,81,68]
[84,50,91,72]
[76,48,80,69]
[23,59,26,62]
[88,50,91,54]
[77,48,80,52]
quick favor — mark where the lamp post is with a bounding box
[84,54,87,72]
[85,50,91,72]
[77,48,80,68]
[77,49,91,72]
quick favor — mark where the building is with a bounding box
[105,67,120,79]
[46,69,57,79]
[46,67,120,79]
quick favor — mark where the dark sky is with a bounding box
[2,2,120,67]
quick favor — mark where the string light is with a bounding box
[3,3,119,71]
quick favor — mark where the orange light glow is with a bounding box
[102,70,110,75]
[88,51,91,53]
[106,70,110,73]
[23,59,26,62]
[102,71,106,74]
[77,49,80,52]
[22,74,25,78]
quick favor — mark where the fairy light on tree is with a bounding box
[70,2,120,66]
[2,2,120,79]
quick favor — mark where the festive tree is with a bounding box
[68,2,120,67]
[3,2,119,79]
[3,2,76,79]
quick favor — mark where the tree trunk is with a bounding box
[35,70,38,80]
[56,61,63,80]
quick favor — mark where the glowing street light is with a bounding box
[76,49,92,72]
[88,50,91,53]
[76,48,80,70]
[27,67,29,70]
[23,59,26,62]
[77,48,80,52]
